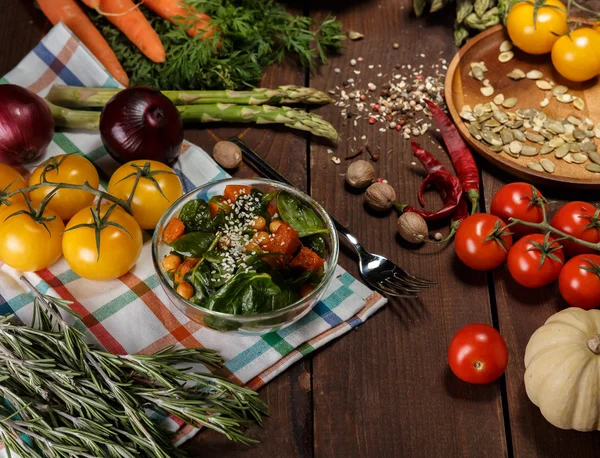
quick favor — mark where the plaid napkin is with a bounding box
[0,23,387,449]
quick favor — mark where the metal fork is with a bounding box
[230,137,436,298]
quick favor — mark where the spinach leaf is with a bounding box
[302,234,326,258]
[277,192,329,237]
[202,250,236,287]
[169,232,215,257]
[204,272,282,314]
[189,263,215,305]
[179,199,213,232]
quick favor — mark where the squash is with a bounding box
[524,307,600,431]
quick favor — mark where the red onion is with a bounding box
[100,87,184,164]
[0,84,54,164]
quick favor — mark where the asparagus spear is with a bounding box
[46,84,335,108]
[49,102,340,141]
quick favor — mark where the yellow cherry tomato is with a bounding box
[0,203,64,271]
[506,0,568,54]
[62,204,143,281]
[551,28,600,82]
[29,154,100,221]
[108,160,183,230]
[0,164,27,211]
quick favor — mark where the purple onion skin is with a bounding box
[0,84,54,165]
[100,87,184,165]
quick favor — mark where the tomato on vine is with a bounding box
[551,28,600,82]
[448,323,509,384]
[490,183,546,238]
[0,200,64,271]
[0,164,27,210]
[559,255,600,309]
[506,0,568,55]
[107,160,183,230]
[29,154,100,221]
[507,233,564,288]
[455,214,513,271]
[550,202,600,258]
[62,203,143,281]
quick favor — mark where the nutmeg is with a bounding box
[346,160,375,188]
[213,141,242,169]
[397,212,428,244]
[365,182,396,211]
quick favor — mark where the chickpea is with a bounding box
[177,281,194,300]
[253,231,270,245]
[269,219,283,233]
[252,216,266,231]
[163,254,182,271]
[245,241,260,253]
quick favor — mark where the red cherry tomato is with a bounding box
[455,214,513,271]
[507,234,564,288]
[558,254,600,309]
[490,182,546,238]
[448,323,508,384]
[550,202,600,258]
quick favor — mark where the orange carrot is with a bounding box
[143,0,215,39]
[37,0,129,86]
[81,0,166,63]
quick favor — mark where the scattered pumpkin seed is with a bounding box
[547,121,565,134]
[536,80,553,90]
[507,69,526,80]
[557,94,573,103]
[485,118,501,127]
[509,141,523,155]
[460,111,477,122]
[469,123,482,139]
[521,145,538,156]
[513,129,527,142]
[525,132,545,144]
[562,153,574,163]
[498,51,514,63]
[555,144,571,158]
[573,129,586,141]
[585,163,600,173]
[499,40,513,52]
[527,162,545,172]
[493,111,509,123]
[501,129,514,144]
[572,153,588,164]
[489,145,504,152]
[480,86,494,97]
[540,143,554,155]
[540,98,550,108]
[472,66,484,81]
[540,158,555,173]
[549,137,565,148]
[526,70,544,80]
[567,116,581,125]
[581,142,598,154]
[493,94,505,105]
[502,97,518,108]
[552,85,568,96]
[482,130,502,146]
[573,97,585,111]
[569,143,581,153]
[588,152,600,164]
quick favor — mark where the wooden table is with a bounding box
[3,1,600,457]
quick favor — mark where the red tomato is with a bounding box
[490,182,545,237]
[455,214,513,271]
[558,254,600,309]
[507,234,564,288]
[550,202,600,258]
[448,323,508,384]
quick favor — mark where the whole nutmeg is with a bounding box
[213,141,242,169]
[365,182,396,211]
[346,160,375,188]
[397,212,428,244]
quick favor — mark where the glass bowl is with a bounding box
[152,178,339,335]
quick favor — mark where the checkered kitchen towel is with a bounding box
[0,23,387,448]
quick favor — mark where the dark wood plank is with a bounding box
[308,1,507,456]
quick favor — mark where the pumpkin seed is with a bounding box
[562,153,574,163]
[572,153,588,164]
[585,163,600,173]
[540,98,550,108]
[525,132,545,144]
[492,126,504,133]
[533,112,547,125]
[501,129,514,144]
[489,145,504,152]
[460,111,477,122]
[588,152,600,164]
[547,121,565,134]
[573,97,585,111]
[516,109,536,119]
[540,158,555,173]
[540,143,554,155]
[521,145,539,156]
[483,79,491,87]
[536,80,553,90]
[499,40,513,52]
[573,129,586,141]
[540,129,554,141]
[549,137,565,148]
[557,94,573,103]
[581,142,598,154]
[482,131,502,146]
[485,118,501,127]
[478,113,493,123]
[555,144,571,158]
[493,111,509,123]
[552,85,568,96]
[513,129,527,142]
[526,70,544,80]
[498,51,514,63]
[502,97,518,108]
[480,86,494,97]
[473,104,485,116]
[513,119,524,129]
[469,123,482,139]
[507,69,526,80]
[493,94,505,105]
[567,116,581,125]
[527,162,545,172]
[503,144,511,154]
[569,143,581,153]
[472,66,485,81]
[509,141,523,155]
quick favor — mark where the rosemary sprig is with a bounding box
[0,277,267,457]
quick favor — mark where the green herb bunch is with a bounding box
[88,0,345,91]
[0,278,266,457]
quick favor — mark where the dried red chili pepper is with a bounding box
[395,141,463,221]
[424,99,480,215]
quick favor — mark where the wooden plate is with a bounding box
[445,24,600,189]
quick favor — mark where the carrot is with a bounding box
[81,0,166,63]
[163,217,185,243]
[143,0,215,39]
[37,0,129,86]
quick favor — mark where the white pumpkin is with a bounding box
[524,307,600,431]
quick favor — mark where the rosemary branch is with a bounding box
[0,277,267,457]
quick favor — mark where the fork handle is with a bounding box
[231,137,369,257]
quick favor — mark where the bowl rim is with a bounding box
[151,177,340,322]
